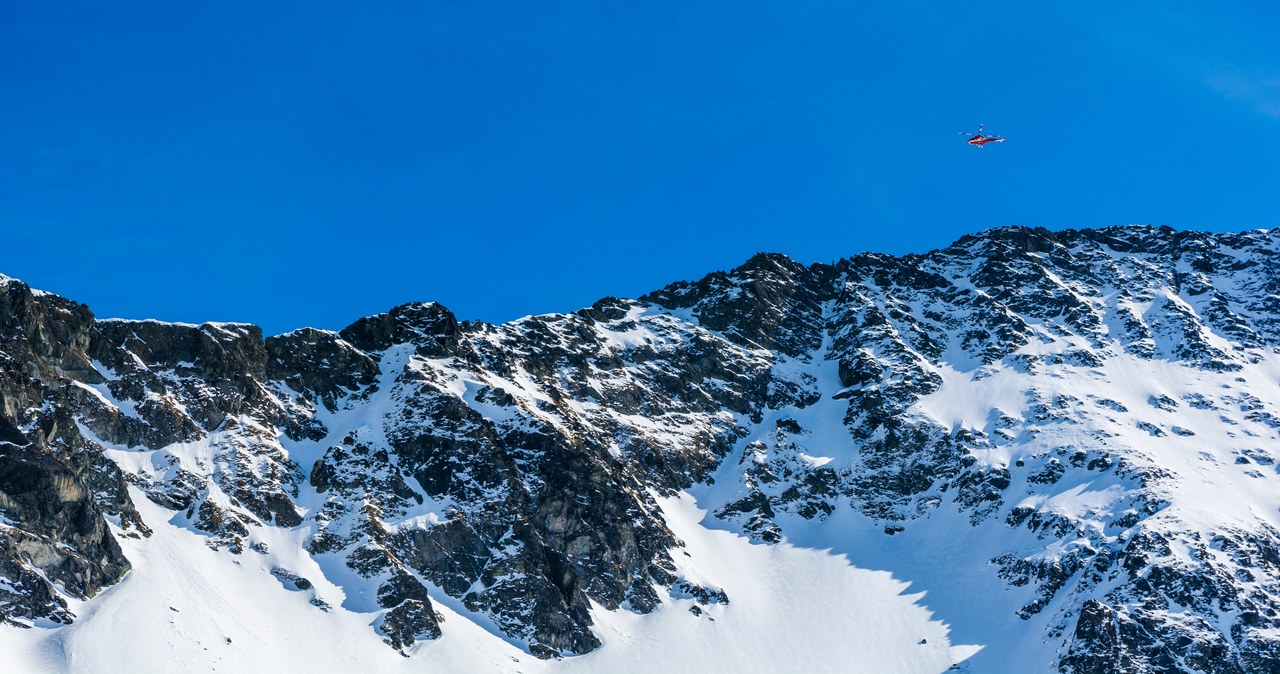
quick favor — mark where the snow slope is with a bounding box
[0,491,973,674]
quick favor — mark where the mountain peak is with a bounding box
[337,301,460,355]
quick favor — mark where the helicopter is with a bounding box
[961,124,1005,148]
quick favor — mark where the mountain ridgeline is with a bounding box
[4,225,1280,672]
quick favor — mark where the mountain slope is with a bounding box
[3,225,1280,672]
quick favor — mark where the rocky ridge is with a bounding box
[3,226,1280,671]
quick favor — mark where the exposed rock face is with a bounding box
[0,281,141,627]
[3,226,1280,670]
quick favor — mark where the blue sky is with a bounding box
[3,2,1279,334]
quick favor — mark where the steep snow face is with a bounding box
[697,332,1280,673]
[5,225,1280,673]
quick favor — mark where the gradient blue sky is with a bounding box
[3,2,1279,334]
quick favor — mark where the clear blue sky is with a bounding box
[3,2,1279,334]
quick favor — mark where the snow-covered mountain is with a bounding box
[4,225,1280,673]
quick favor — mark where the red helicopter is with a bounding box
[961,124,1005,148]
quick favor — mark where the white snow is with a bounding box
[0,491,973,674]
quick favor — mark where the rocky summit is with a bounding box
[4,225,1280,672]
